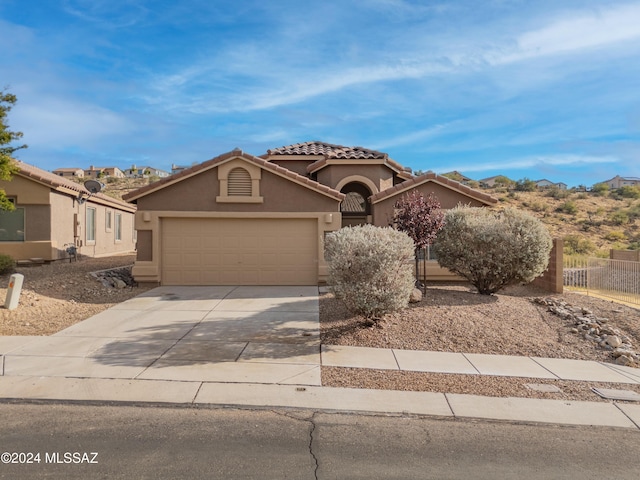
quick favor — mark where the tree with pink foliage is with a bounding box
[393,191,445,290]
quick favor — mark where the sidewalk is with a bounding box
[1,283,640,431]
[1,336,640,430]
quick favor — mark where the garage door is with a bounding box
[161,218,318,285]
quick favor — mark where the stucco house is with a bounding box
[52,167,85,179]
[84,166,126,179]
[0,161,136,262]
[123,142,497,286]
[602,175,640,189]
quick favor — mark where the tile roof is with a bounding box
[12,160,135,211]
[267,141,387,160]
[370,172,498,205]
[123,149,345,202]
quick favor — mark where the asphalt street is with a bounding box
[0,403,639,479]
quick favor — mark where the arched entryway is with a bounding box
[340,182,372,227]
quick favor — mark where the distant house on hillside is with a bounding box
[602,175,640,189]
[126,165,170,178]
[442,171,475,185]
[84,166,125,179]
[535,179,567,190]
[52,167,85,179]
[479,175,514,188]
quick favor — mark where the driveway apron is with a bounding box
[1,286,321,386]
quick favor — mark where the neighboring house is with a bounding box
[171,163,188,174]
[602,175,640,189]
[125,165,170,178]
[52,167,85,179]
[0,160,136,262]
[479,175,514,188]
[535,179,567,189]
[84,166,125,179]
[441,171,475,185]
[124,141,497,286]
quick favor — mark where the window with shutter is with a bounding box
[227,167,252,196]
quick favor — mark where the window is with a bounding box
[86,207,96,243]
[0,201,25,241]
[105,210,112,231]
[227,167,252,196]
[115,212,122,241]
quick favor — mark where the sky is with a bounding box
[1,0,639,188]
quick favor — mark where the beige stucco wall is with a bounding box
[372,182,490,227]
[315,163,394,193]
[77,200,136,258]
[137,166,340,213]
[0,176,136,261]
[131,159,343,285]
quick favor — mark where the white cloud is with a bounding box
[495,3,640,64]
[13,96,134,148]
[452,154,619,173]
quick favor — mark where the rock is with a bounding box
[616,355,635,366]
[409,288,423,303]
[606,336,622,348]
[113,278,127,289]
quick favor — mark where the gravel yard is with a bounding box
[0,254,150,336]
[320,283,640,402]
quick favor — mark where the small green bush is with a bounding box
[605,230,627,241]
[433,207,552,295]
[564,234,596,255]
[591,183,609,196]
[545,187,571,199]
[557,200,578,215]
[610,210,630,225]
[613,186,640,199]
[0,254,16,275]
[325,225,415,319]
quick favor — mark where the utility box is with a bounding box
[4,273,24,310]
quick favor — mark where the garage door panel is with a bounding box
[161,218,318,286]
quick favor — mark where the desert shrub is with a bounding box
[612,186,640,199]
[610,210,630,225]
[515,178,537,192]
[564,234,596,255]
[605,230,627,242]
[591,183,609,196]
[545,187,570,199]
[528,201,548,213]
[433,206,552,295]
[556,200,578,215]
[325,225,415,319]
[0,254,15,275]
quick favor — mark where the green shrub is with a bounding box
[557,201,578,214]
[564,234,596,255]
[613,186,640,199]
[610,210,630,225]
[545,187,570,199]
[0,254,15,275]
[433,206,552,295]
[605,230,627,241]
[591,183,609,196]
[325,225,415,319]
[515,178,537,192]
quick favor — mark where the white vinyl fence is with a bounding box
[564,256,640,305]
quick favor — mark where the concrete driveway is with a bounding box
[1,286,321,386]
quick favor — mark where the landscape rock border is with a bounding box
[90,265,137,289]
[534,297,638,367]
